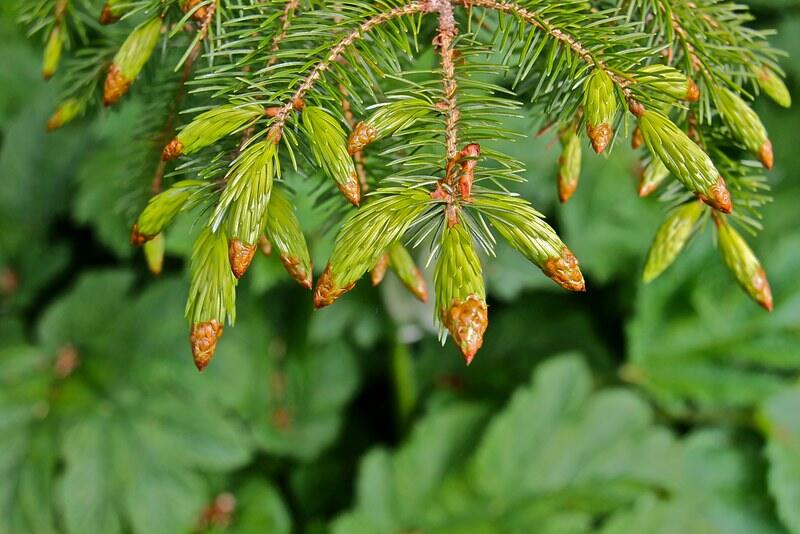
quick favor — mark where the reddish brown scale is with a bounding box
[558,171,578,204]
[408,268,429,303]
[753,267,774,312]
[99,4,120,24]
[228,239,257,279]
[371,254,390,286]
[631,127,644,150]
[162,138,183,161]
[686,78,700,102]
[543,247,586,292]
[347,122,377,155]
[182,0,208,21]
[699,176,733,214]
[759,140,774,170]
[337,172,361,206]
[130,223,153,247]
[313,264,355,309]
[443,295,488,365]
[586,123,612,154]
[280,253,313,289]
[47,110,64,132]
[458,143,480,200]
[190,320,223,371]
[103,64,130,106]
[258,235,272,256]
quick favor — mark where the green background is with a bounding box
[2,2,800,533]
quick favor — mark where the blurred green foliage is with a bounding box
[2,2,800,533]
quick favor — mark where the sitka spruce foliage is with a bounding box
[19,0,790,371]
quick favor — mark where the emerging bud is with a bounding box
[347,121,377,155]
[264,187,314,288]
[643,201,705,282]
[190,320,223,371]
[631,126,644,150]
[435,223,487,363]
[143,233,165,276]
[542,247,586,292]
[229,239,257,279]
[639,157,669,197]
[756,65,791,108]
[371,253,390,286]
[103,17,162,106]
[583,69,618,154]
[314,264,356,309]
[715,215,773,311]
[337,172,361,206]
[476,195,585,292]
[280,254,313,290]
[388,243,428,302]
[47,98,83,131]
[714,88,772,170]
[638,109,732,213]
[303,107,361,203]
[442,295,488,365]
[136,180,204,239]
[258,235,272,256]
[637,64,699,102]
[557,127,582,203]
[162,139,184,161]
[162,104,264,161]
[42,25,64,81]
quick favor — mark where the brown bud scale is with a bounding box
[47,110,64,132]
[371,254,389,286]
[685,79,700,102]
[229,239,257,279]
[699,175,733,214]
[280,253,313,290]
[347,122,377,155]
[587,123,612,154]
[759,140,773,170]
[443,295,488,365]
[337,173,361,206]
[752,267,774,312]
[313,264,355,309]
[190,320,223,371]
[130,223,154,247]
[558,170,578,204]
[162,138,184,161]
[258,235,272,256]
[631,127,643,150]
[99,4,120,24]
[543,247,586,292]
[182,0,208,21]
[103,64,131,107]
[409,267,429,303]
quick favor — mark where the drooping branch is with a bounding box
[454,0,639,107]
[268,1,430,139]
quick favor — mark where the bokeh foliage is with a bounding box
[1,1,800,533]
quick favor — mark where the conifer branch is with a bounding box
[269,1,429,137]
[456,0,638,106]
